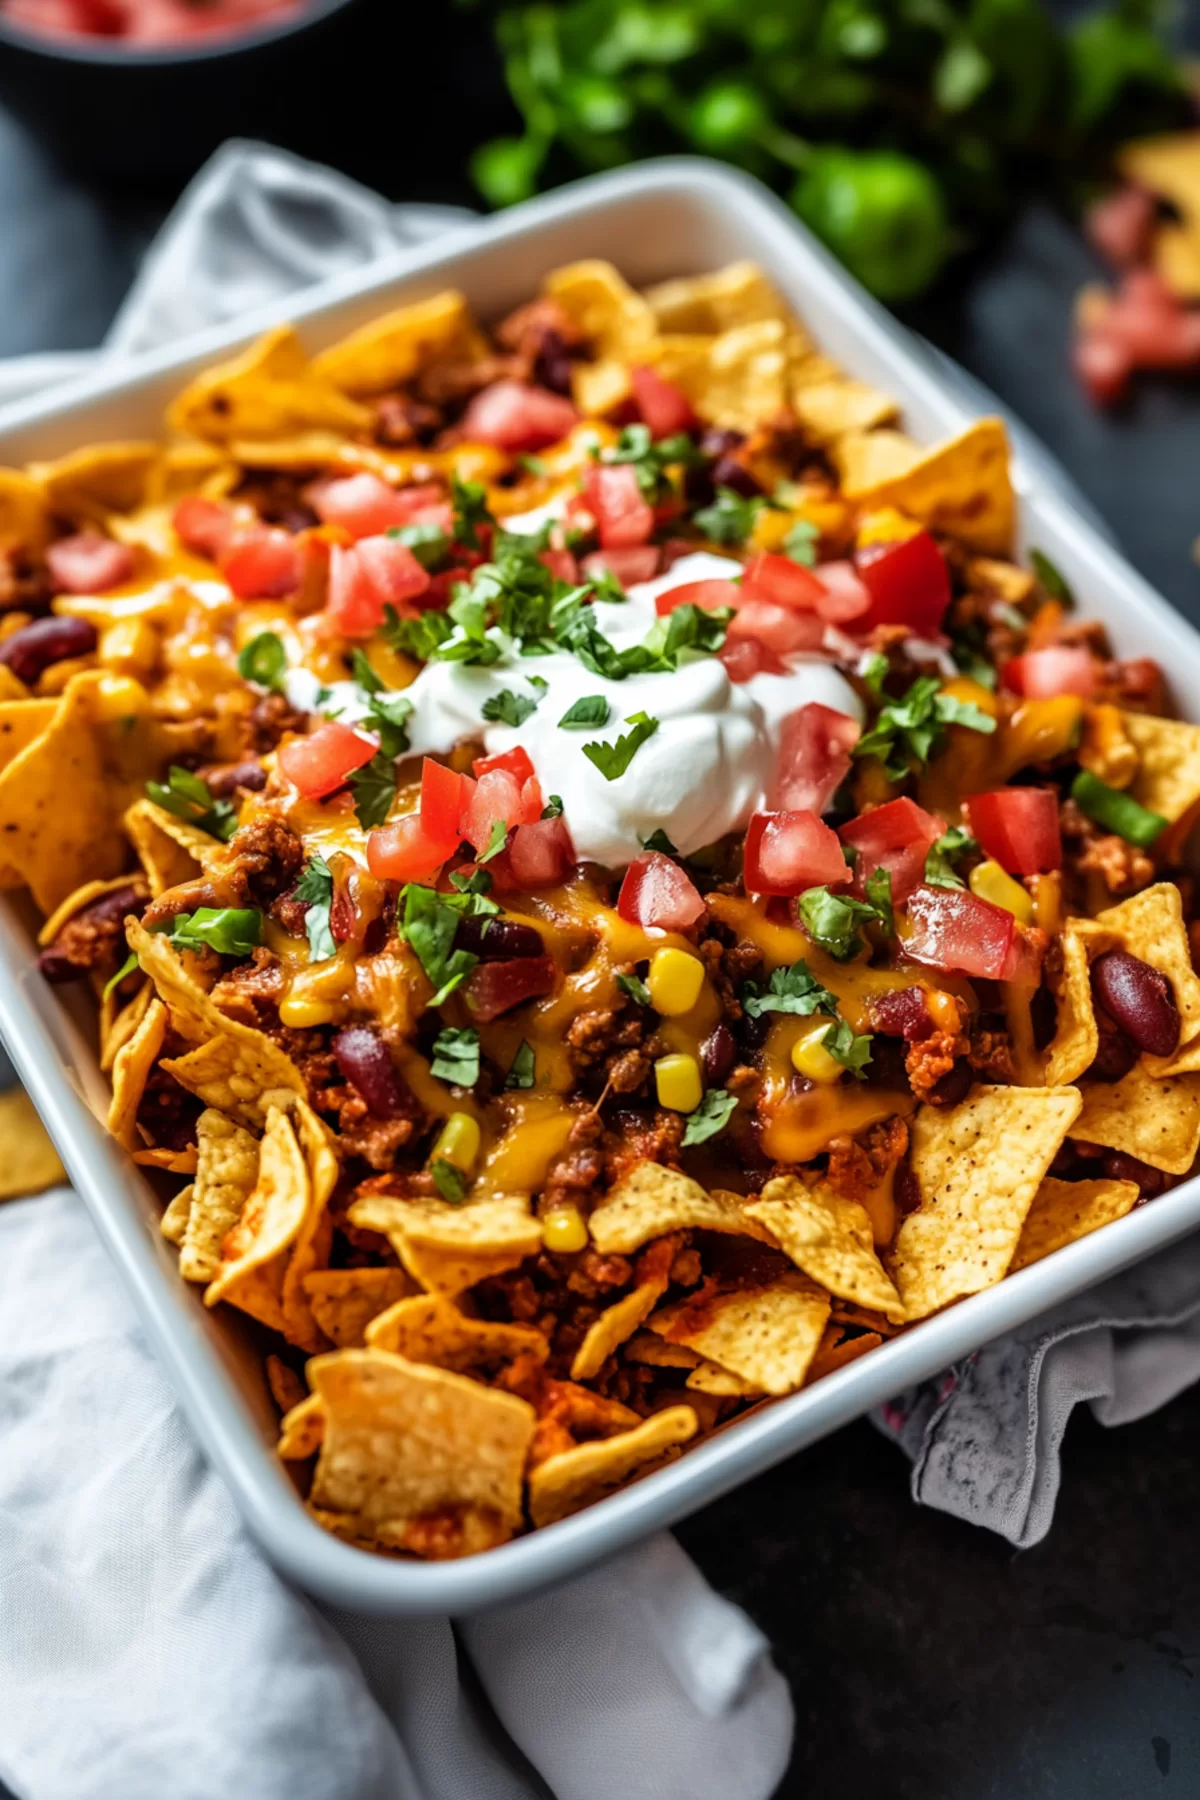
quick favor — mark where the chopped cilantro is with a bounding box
[293,854,336,962]
[782,519,820,566]
[350,647,383,693]
[924,824,977,889]
[477,819,509,863]
[430,1025,480,1087]
[819,1017,873,1078]
[167,907,262,958]
[854,661,996,780]
[1030,548,1072,605]
[102,950,138,1001]
[681,1087,739,1145]
[742,959,838,1021]
[640,828,679,855]
[431,1159,469,1202]
[638,600,731,667]
[145,765,238,843]
[482,683,545,727]
[448,867,500,914]
[582,711,659,781]
[948,620,999,691]
[559,694,610,730]
[237,630,287,692]
[348,752,399,830]
[692,486,770,545]
[505,1039,536,1089]
[865,866,894,937]
[600,424,702,499]
[518,454,548,477]
[384,605,455,663]
[616,971,652,1007]
[451,474,495,550]
[400,884,479,1005]
[541,794,564,819]
[387,521,449,569]
[795,886,886,961]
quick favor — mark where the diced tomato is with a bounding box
[617,851,706,932]
[308,472,451,540]
[462,768,526,855]
[744,810,849,897]
[220,526,300,600]
[903,884,1015,981]
[812,560,872,625]
[173,495,236,561]
[366,812,454,884]
[324,536,430,637]
[1085,185,1156,269]
[1001,646,1096,700]
[278,721,379,799]
[774,703,860,813]
[1073,332,1132,408]
[508,815,575,887]
[855,531,951,638]
[474,745,535,786]
[741,551,826,612]
[418,758,466,857]
[520,775,544,822]
[839,797,944,904]
[539,547,579,584]
[631,364,697,437]
[581,546,660,587]
[465,954,558,1020]
[726,600,825,657]
[654,577,742,617]
[1103,270,1200,367]
[583,463,654,550]
[45,530,135,594]
[719,636,787,682]
[460,380,578,452]
[966,788,1061,875]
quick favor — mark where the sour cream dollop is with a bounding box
[286,552,861,868]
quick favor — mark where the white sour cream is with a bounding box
[285,552,861,868]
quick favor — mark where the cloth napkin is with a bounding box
[0,143,793,1800]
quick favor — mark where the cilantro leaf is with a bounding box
[557,607,630,680]
[348,752,398,830]
[145,765,238,843]
[742,959,838,1020]
[430,1025,481,1087]
[924,824,977,889]
[601,424,702,500]
[350,647,383,694]
[292,853,336,962]
[477,819,509,863]
[559,694,610,730]
[616,971,652,1006]
[795,887,884,960]
[384,605,455,663]
[865,867,894,937]
[582,711,659,781]
[448,867,500,914]
[237,631,287,692]
[167,907,262,958]
[387,521,449,569]
[102,950,138,1002]
[782,519,819,567]
[692,486,769,545]
[681,1087,738,1146]
[854,671,996,779]
[400,884,478,1005]
[431,1160,469,1203]
[451,474,495,550]
[640,828,679,855]
[482,683,545,727]
[819,1017,873,1078]
[518,454,548,477]
[541,794,564,819]
[637,601,731,669]
[1030,548,1072,605]
[505,1039,536,1089]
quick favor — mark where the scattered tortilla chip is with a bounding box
[1074,1064,1200,1174]
[684,1362,762,1398]
[1122,711,1200,837]
[622,1330,702,1369]
[266,1353,306,1417]
[107,996,167,1152]
[588,1162,772,1255]
[167,325,370,443]
[887,1085,1083,1321]
[1096,883,1200,1075]
[833,428,922,496]
[348,1191,542,1294]
[527,1405,697,1529]
[124,798,226,895]
[100,980,153,1074]
[133,1146,197,1173]
[1010,1176,1140,1274]
[0,700,59,787]
[745,1174,906,1322]
[1043,926,1100,1086]
[643,262,790,334]
[277,1392,324,1460]
[365,1292,547,1373]
[0,468,50,554]
[307,1347,534,1552]
[650,320,790,431]
[0,673,122,911]
[842,417,1014,555]
[272,1091,338,1353]
[176,1108,260,1284]
[570,1277,668,1383]
[204,1101,309,1334]
[804,1324,883,1386]
[228,433,355,472]
[544,260,657,417]
[650,1275,831,1396]
[0,1086,66,1198]
[792,378,897,445]
[313,290,484,395]
[31,442,158,521]
[302,1267,417,1348]
[159,1183,193,1246]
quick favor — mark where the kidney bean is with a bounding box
[1101,1149,1169,1199]
[37,881,146,983]
[710,455,761,499]
[198,759,267,797]
[1091,948,1179,1057]
[332,1025,410,1119]
[700,1021,736,1085]
[0,614,97,685]
[465,954,557,1021]
[454,914,544,961]
[532,328,575,396]
[868,987,932,1042]
[699,428,744,459]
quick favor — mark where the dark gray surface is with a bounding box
[2,92,1200,1800]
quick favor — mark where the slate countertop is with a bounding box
[2,84,1199,1800]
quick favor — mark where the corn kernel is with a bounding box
[278,993,337,1028]
[364,638,419,692]
[969,859,1033,924]
[654,1053,703,1114]
[790,1021,843,1084]
[92,672,149,721]
[647,947,705,1017]
[542,1204,589,1254]
[432,1111,481,1173]
[99,617,158,674]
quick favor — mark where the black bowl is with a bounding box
[0,0,370,186]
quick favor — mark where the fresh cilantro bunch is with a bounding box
[854,656,995,780]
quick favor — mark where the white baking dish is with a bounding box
[2,159,1199,1616]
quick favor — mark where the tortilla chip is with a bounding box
[266,1353,307,1416]
[650,1274,831,1396]
[268,1091,338,1353]
[204,1101,309,1333]
[643,262,790,334]
[347,1191,542,1294]
[804,1324,883,1386]
[650,320,790,432]
[588,1162,772,1255]
[0,468,50,554]
[123,798,226,895]
[833,428,922,496]
[0,1087,66,1198]
[1074,1063,1200,1174]
[107,996,167,1152]
[792,378,897,445]
[0,700,59,787]
[100,979,153,1074]
[1150,220,1200,301]
[133,1146,197,1173]
[277,1392,324,1460]
[745,1175,906,1322]
[365,1292,548,1373]
[1043,926,1100,1086]
[1009,1176,1140,1273]
[887,1085,1083,1320]
[1095,883,1200,1075]
[302,1267,418,1348]
[527,1405,697,1529]
[844,417,1014,555]
[1118,132,1200,213]
[313,290,484,395]
[167,325,371,443]
[685,1362,762,1397]
[570,1278,668,1383]
[229,433,355,472]
[159,1183,193,1245]
[544,260,657,416]
[31,442,158,521]
[307,1347,534,1552]
[1122,711,1200,835]
[622,1330,702,1369]
[0,673,122,912]
[176,1107,260,1284]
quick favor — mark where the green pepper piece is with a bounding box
[790,148,948,301]
[1071,770,1167,849]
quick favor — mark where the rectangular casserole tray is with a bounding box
[2,159,1200,1616]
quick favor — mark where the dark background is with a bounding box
[3,8,1200,1795]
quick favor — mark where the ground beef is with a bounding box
[968,1025,1016,1084]
[37,879,147,982]
[329,1088,415,1171]
[903,1016,970,1103]
[209,947,287,1024]
[825,1116,909,1205]
[136,1063,201,1151]
[603,1109,685,1182]
[1060,796,1155,898]
[565,999,659,1092]
[227,818,304,905]
[1096,655,1167,715]
[417,352,522,410]
[541,1109,606,1214]
[372,392,444,447]
[246,691,308,754]
[235,475,318,535]
[565,1250,633,1300]
[495,296,583,359]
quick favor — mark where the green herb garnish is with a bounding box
[451,474,495,550]
[640,828,679,855]
[505,1040,536,1089]
[795,887,886,961]
[431,1160,469,1202]
[482,682,546,726]
[167,907,262,958]
[819,1018,873,1078]
[430,1026,481,1087]
[692,486,770,545]
[616,971,652,1007]
[145,765,238,843]
[582,711,659,781]
[293,853,336,962]
[681,1088,739,1146]
[854,660,996,780]
[559,694,611,730]
[924,825,977,889]
[742,959,838,1021]
[102,950,138,1001]
[1030,549,1073,605]
[399,883,478,1005]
